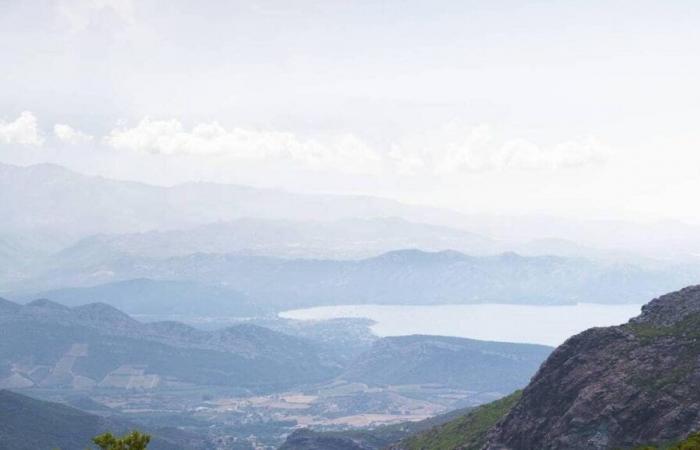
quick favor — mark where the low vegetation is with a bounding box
[395,390,522,450]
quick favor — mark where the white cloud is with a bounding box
[104,118,382,174]
[389,122,606,174]
[54,124,93,144]
[0,112,43,146]
[497,137,606,170]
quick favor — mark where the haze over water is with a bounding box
[280,303,644,346]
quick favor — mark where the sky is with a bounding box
[2,0,700,222]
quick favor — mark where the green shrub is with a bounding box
[92,431,150,450]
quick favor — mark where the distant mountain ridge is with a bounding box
[55,216,496,260]
[24,278,263,317]
[6,162,700,264]
[0,162,465,241]
[16,249,700,307]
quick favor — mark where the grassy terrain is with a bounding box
[395,390,522,450]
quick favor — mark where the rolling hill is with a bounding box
[342,335,551,392]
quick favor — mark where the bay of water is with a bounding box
[279,303,644,346]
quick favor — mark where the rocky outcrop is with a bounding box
[483,285,700,450]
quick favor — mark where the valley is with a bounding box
[4,5,700,449]
[0,296,552,448]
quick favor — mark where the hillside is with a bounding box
[0,298,338,391]
[390,391,522,450]
[481,285,700,449]
[17,249,700,306]
[0,390,207,450]
[26,278,264,317]
[342,336,551,392]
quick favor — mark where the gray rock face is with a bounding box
[632,285,700,326]
[483,285,700,450]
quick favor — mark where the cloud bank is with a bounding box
[1,111,606,178]
[103,118,383,175]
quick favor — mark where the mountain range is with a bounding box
[6,163,700,262]
[0,297,338,391]
[14,249,700,307]
[5,162,700,309]
[0,163,463,245]
[52,217,496,261]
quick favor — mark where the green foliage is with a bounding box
[398,390,522,450]
[92,431,151,450]
[673,433,700,450]
[630,432,700,450]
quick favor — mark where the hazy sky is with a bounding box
[2,0,700,222]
